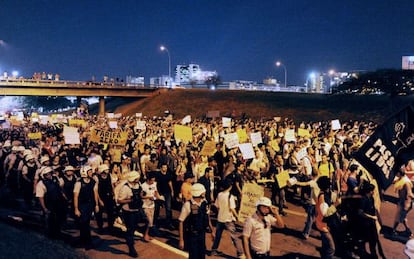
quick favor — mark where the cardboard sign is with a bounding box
[174,124,193,144]
[238,183,264,223]
[276,170,290,188]
[224,132,239,149]
[108,121,118,129]
[63,126,80,144]
[136,120,146,130]
[236,128,248,143]
[136,113,143,118]
[284,129,296,142]
[238,143,255,160]
[250,132,263,147]
[222,117,232,128]
[331,119,341,130]
[200,140,216,156]
[90,127,128,146]
[298,128,311,137]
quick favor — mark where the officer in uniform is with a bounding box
[35,166,66,239]
[21,154,38,208]
[61,165,77,220]
[95,164,116,232]
[117,171,148,258]
[178,183,214,259]
[73,166,99,249]
[243,197,285,259]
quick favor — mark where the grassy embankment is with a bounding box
[96,89,414,124]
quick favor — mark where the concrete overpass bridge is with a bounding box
[0,79,159,114]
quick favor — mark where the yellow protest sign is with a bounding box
[276,170,290,188]
[174,124,193,143]
[28,132,42,140]
[111,149,122,163]
[200,140,216,156]
[298,128,311,137]
[236,128,248,143]
[238,183,264,223]
[69,119,86,128]
[90,127,128,146]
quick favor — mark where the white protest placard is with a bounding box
[296,147,308,161]
[238,143,255,160]
[106,113,115,119]
[181,115,191,125]
[238,183,264,223]
[224,132,239,149]
[114,113,122,119]
[63,126,80,144]
[222,117,232,128]
[250,132,263,147]
[109,121,118,129]
[331,119,341,130]
[136,120,146,130]
[136,113,143,118]
[39,115,49,125]
[284,129,296,142]
[274,116,282,122]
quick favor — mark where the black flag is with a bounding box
[354,105,414,190]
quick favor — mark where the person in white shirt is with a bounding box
[211,180,245,258]
[243,197,285,259]
[141,172,161,237]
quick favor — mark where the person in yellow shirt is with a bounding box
[317,154,335,178]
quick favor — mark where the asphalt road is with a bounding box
[0,185,411,259]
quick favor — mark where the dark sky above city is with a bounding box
[0,0,413,85]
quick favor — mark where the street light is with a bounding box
[276,61,287,88]
[160,45,171,88]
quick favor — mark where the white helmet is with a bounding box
[98,164,109,173]
[80,166,92,177]
[128,171,140,182]
[256,197,272,208]
[191,183,206,197]
[405,239,414,259]
[40,167,53,178]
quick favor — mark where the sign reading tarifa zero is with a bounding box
[90,127,128,146]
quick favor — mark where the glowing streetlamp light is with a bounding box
[276,61,287,88]
[160,45,171,88]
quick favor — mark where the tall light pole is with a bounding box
[276,61,287,88]
[160,45,171,88]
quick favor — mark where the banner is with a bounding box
[28,132,42,140]
[90,127,128,146]
[238,183,264,223]
[69,119,86,128]
[174,124,193,144]
[354,105,414,190]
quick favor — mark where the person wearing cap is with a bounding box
[178,183,214,259]
[211,179,245,258]
[242,197,285,259]
[35,166,66,239]
[95,164,116,232]
[21,154,38,208]
[73,166,99,249]
[61,165,77,219]
[117,171,148,257]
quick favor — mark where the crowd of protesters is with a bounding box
[0,112,411,259]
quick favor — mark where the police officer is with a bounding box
[73,166,99,249]
[61,165,77,220]
[117,171,148,258]
[35,166,66,239]
[242,197,285,259]
[21,154,38,208]
[95,164,116,232]
[178,183,214,259]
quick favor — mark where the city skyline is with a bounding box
[0,0,413,85]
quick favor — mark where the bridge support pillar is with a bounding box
[99,97,105,115]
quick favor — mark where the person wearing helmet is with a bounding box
[4,145,25,196]
[242,196,285,259]
[61,165,77,220]
[95,164,116,233]
[117,170,148,257]
[35,166,66,239]
[73,165,99,249]
[178,183,214,259]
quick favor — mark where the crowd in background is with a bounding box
[0,113,411,258]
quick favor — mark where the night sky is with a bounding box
[0,0,413,85]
